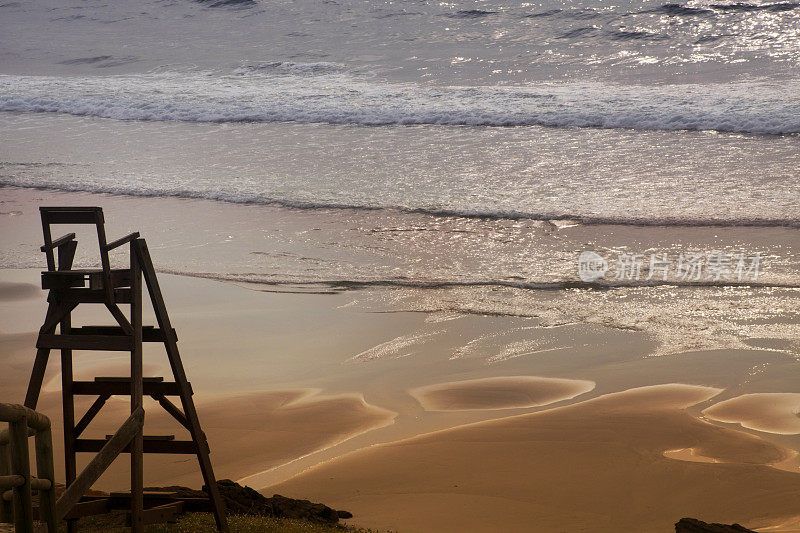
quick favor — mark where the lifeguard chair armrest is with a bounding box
[40,233,76,252]
[104,232,140,251]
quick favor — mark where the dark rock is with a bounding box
[676,518,756,532]
[268,493,340,524]
[201,479,350,525]
[145,480,351,524]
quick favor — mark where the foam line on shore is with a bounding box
[4,183,800,228]
[158,268,800,293]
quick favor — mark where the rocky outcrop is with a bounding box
[676,518,756,532]
[148,479,352,525]
[213,479,352,524]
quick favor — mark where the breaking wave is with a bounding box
[1,71,799,134]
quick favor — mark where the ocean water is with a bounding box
[2,0,800,358]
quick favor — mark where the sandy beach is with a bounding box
[3,188,800,531]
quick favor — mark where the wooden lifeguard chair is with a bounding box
[22,207,229,532]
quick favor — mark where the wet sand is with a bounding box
[410,376,595,411]
[273,385,800,533]
[703,393,800,435]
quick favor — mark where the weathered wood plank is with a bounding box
[57,239,77,274]
[48,288,133,304]
[74,439,196,454]
[131,247,144,533]
[105,232,140,251]
[73,394,111,438]
[56,407,144,520]
[72,380,184,397]
[40,233,75,252]
[106,303,133,334]
[40,272,86,290]
[39,207,103,225]
[134,239,229,533]
[37,334,133,351]
[65,326,176,342]
[104,435,174,441]
[24,300,61,410]
[106,493,212,513]
[95,376,163,382]
[62,498,111,520]
[60,308,77,533]
[151,395,192,433]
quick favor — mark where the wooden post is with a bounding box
[35,425,58,532]
[130,242,144,533]
[26,238,79,411]
[0,440,10,523]
[61,306,77,533]
[9,418,33,533]
[24,306,57,410]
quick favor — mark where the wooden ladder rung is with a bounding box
[41,272,86,290]
[62,498,113,520]
[109,490,178,500]
[48,288,133,304]
[75,439,197,454]
[68,326,177,342]
[37,333,133,351]
[41,269,132,290]
[104,434,175,441]
[72,380,188,397]
[36,328,177,350]
[95,376,164,383]
[106,491,213,513]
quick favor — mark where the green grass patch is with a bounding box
[69,511,380,532]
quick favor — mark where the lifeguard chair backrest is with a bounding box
[39,207,109,273]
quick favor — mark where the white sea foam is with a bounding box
[1,71,798,134]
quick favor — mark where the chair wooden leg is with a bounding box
[61,309,78,533]
[135,239,229,533]
[24,300,61,410]
[24,346,51,410]
[130,246,144,533]
[183,397,229,532]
